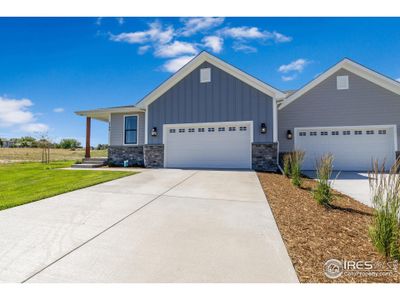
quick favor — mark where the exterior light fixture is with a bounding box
[287,130,293,140]
[260,123,267,134]
[151,127,158,137]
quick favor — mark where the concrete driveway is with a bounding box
[303,171,373,207]
[0,169,298,283]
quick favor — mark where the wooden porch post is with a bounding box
[85,117,91,158]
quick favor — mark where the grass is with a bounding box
[368,160,400,259]
[313,154,334,206]
[0,161,135,211]
[0,148,107,163]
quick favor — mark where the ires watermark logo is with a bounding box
[324,259,398,279]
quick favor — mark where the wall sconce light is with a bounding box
[260,123,267,134]
[151,127,158,137]
[287,130,293,140]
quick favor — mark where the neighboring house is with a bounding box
[278,59,400,171]
[76,52,400,171]
[0,139,16,148]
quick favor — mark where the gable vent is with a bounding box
[337,75,349,90]
[200,68,211,83]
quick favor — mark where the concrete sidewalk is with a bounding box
[0,169,298,283]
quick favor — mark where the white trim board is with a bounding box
[136,51,285,109]
[279,58,400,110]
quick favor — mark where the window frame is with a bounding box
[123,114,139,145]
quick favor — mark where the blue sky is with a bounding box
[1,17,400,145]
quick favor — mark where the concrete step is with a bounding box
[71,163,104,168]
[83,157,107,162]
[82,160,107,165]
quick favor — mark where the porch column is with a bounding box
[85,117,91,158]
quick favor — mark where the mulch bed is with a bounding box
[257,172,400,283]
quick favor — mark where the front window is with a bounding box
[124,116,138,144]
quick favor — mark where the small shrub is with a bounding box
[368,160,400,259]
[313,154,334,206]
[283,154,291,177]
[290,150,305,187]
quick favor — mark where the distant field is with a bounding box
[0,148,107,163]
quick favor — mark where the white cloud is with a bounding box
[154,41,198,58]
[0,96,48,133]
[53,107,64,113]
[272,31,292,43]
[20,123,49,133]
[278,59,309,73]
[110,21,174,45]
[220,26,267,39]
[179,17,224,37]
[138,45,151,55]
[0,97,34,126]
[281,75,297,81]
[116,17,124,25]
[232,42,257,53]
[163,55,195,73]
[396,78,400,82]
[202,36,223,53]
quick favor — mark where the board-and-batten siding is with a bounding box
[278,68,400,152]
[110,112,145,145]
[147,62,274,144]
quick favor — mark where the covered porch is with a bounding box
[74,105,145,167]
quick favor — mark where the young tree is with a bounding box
[37,134,52,163]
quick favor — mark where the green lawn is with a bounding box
[0,161,135,211]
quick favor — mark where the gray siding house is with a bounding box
[76,53,400,171]
[278,59,400,171]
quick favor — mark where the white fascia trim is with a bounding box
[136,52,285,109]
[75,107,145,115]
[273,98,278,142]
[279,59,400,110]
[122,114,140,146]
[144,107,149,144]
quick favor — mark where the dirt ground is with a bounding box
[258,172,400,283]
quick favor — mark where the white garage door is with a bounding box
[295,125,396,171]
[164,121,252,169]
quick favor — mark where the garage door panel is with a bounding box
[295,126,396,171]
[165,122,252,169]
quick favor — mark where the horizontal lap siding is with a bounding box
[147,62,274,144]
[110,112,145,146]
[279,69,400,152]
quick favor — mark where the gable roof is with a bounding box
[279,58,400,110]
[135,51,286,109]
